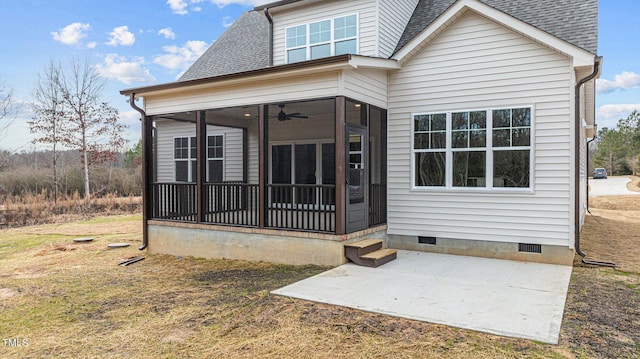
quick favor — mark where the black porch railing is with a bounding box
[152,183,197,222]
[266,184,336,233]
[203,182,259,227]
[150,182,387,234]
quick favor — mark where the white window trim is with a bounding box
[410,106,535,193]
[284,13,359,64]
[173,135,197,182]
[206,134,225,182]
[173,134,227,183]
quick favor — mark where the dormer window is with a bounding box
[286,14,358,63]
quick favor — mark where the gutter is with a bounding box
[264,8,273,67]
[574,56,602,258]
[128,93,149,251]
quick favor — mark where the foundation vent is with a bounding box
[518,243,542,253]
[418,236,437,245]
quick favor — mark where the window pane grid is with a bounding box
[413,107,531,189]
[286,14,357,63]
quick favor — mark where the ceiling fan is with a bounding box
[276,104,308,121]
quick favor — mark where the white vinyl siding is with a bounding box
[144,72,342,115]
[378,0,419,58]
[388,12,573,246]
[342,68,389,109]
[272,0,377,66]
[155,120,244,183]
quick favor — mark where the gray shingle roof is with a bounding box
[179,0,597,82]
[395,0,598,55]
[179,11,269,81]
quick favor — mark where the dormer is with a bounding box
[256,0,420,65]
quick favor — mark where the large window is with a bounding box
[286,14,358,63]
[174,135,224,182]
[412,107,532,190]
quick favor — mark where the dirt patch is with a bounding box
[0,288,17,299]
[582,196,640,272]
[627,175,640,192]
[559,194,640,358]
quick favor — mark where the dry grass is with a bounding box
[1,197,639,358]
[0,191,141,227]
[1,215,567,358]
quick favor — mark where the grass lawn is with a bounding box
[1,194,639,358]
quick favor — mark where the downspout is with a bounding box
[574,56,602,258]
[264,8,273,67]
[586,129,597,213]
[129,93,149,250]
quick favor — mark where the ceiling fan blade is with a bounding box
[288,114,308,119]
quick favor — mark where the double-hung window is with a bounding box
[286,14,358,63]
[174,136,196,182]
[174,135,225,183]
[207,135,224,183]
[412,107,532,190]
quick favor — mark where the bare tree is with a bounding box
[29,60,67,203]
[1,80,17,138]
[55,58,126,206]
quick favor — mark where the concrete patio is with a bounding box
[272,250,573,344]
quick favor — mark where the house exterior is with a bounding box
[121,0,600,266]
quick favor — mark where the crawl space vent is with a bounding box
[518,243,542,253]
[418,236,437,245]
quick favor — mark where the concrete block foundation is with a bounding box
[147,220,387,266]
[387,234,574,266]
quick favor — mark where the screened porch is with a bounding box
[143,96,387,235]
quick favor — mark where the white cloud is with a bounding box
[120,110,143,127]
[222,16,234,28]
[158,27,176,39]
[168,0,270,14]
[153,40,208,71]
[107,26,135,46]
[596,103,640,129]
[87,41,97,49]
[96,54,156,85]
[167,0,189,14]
[51,22,91,46]
[597,71,640,94]
[209,0,271,7]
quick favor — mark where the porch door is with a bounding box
[346,125,367,232]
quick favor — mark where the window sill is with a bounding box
[409,186,535,195]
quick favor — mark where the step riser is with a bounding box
[344,239,397,268]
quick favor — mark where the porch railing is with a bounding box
[266,184,336,233]
[203,182,259,227]
[152,183,197,222]
[151,183,389,234]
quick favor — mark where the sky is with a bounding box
[0,0,638,151]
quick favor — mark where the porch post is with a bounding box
[335,96,346,235]
[259,104,268,228]
[142,115,153,246]
[196,110,206,223]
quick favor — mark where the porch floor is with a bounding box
[271,250,572,344]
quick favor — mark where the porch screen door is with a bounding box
[346,125,367,232]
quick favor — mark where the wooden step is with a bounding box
[360,249,397,268]
[344,239,397,268]
[344,239,382,257]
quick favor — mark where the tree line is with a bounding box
[1,58,131,205]
[593,110,640,176]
